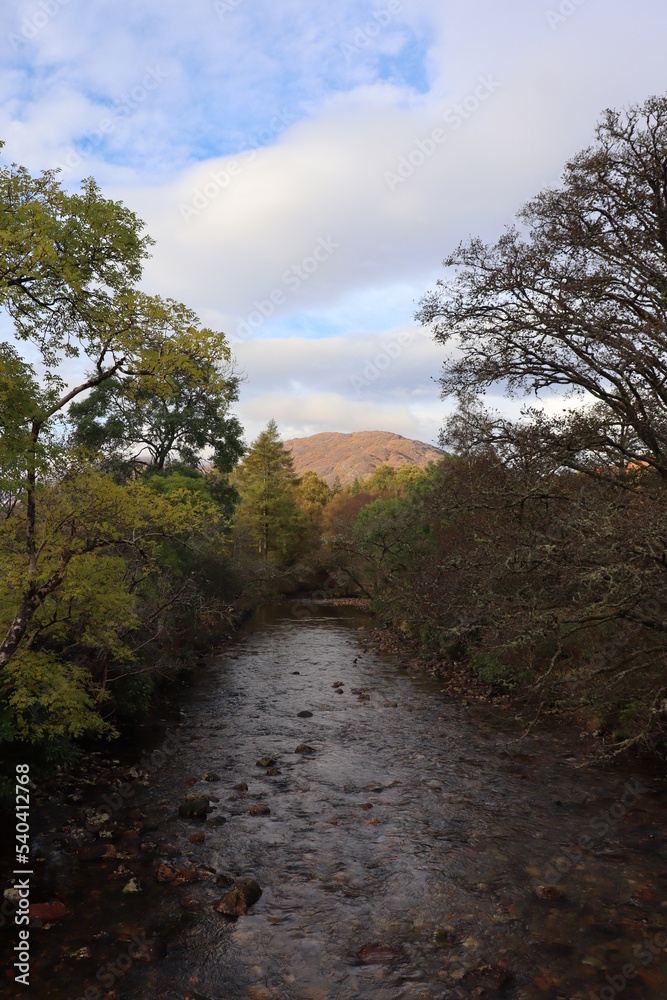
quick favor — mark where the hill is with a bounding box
[283,431,444,487]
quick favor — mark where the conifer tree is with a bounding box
[234,420,306,562]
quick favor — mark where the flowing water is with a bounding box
[2,603,667,999]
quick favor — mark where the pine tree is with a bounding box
[234,420,306,562]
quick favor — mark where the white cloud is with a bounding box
[2,0,667,442]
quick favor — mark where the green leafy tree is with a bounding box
[68,318,245,475]
[295,470,331,526]
[0,153,240,682]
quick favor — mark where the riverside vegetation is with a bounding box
[2,94,667,805]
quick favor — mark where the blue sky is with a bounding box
[2,0,667,443]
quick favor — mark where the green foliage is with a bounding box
[4,649,111,741]
[68,312,245,475]
[0,150,244,761]
[234,420,308,565]
[470,653,528,691]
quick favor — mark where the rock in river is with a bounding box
[249,804,271,816]
[178,794,210,819]
[214,877,262,916]
[358,943,398,964]
[29,901,67,923]
[295,744,316,754]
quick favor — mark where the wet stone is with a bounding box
[297,710,313,717]
[29,901,67,922]
[214,877,262,917]
[295,744,316,754]
[256,756,277,768]
[249,804,271,816]
[535,884,566,902]
[358,942,398,964]
[178,794,210,819]
[132,938,165,963]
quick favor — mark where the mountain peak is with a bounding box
[283,430,444,486]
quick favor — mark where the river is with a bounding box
[1,602,666,999]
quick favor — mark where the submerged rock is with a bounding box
[358,942,398,964]
[256,756,277,768]
[131,938,165,963]
[297,710,313,717]
[77,842,117,862]
[156,862,212,884]
[29,901,67,922]
[249,804,271,816]
[295,744,316,754]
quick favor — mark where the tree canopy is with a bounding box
[418,95,667,480]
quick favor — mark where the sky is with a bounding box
[1,0,666,446]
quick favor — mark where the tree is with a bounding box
[417,95,667,481]
[68,315,245,475]
[0,155,239,678]
[415,99,667,751]
[295,470,331,526]
[234,420,306,563]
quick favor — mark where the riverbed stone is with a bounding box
[249,804,271,816]
[29,901,67,922]
[358,942,398,964]
[178,794,210,819]
[295,744,315,754]
[208,816,227,826]
[77,842,117,861]
[214,877,262,916]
